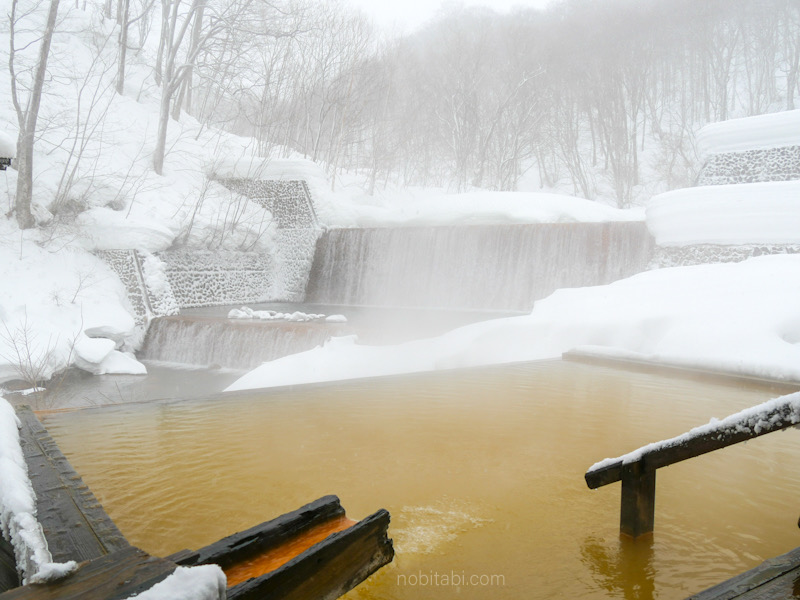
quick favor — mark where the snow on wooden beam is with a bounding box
[585,391,800,538]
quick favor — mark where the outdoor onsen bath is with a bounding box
[36,359,800,599]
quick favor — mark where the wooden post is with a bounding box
[620,461,656,539]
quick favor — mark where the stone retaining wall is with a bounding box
[218,179,317,228]
[698,146,800,186]
[651,244,800,268]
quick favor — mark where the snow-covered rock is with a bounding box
[96,351,147,376]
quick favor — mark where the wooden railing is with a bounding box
[585,392,800,538]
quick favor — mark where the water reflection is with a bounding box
[582,535,655,600]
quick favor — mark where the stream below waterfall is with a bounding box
[41,359,800,600]
[23,304,519,410]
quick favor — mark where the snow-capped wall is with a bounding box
[97,178,321,315]
[696,109,800,158]
[646,181,800,247]
[646,111,800,267]
[697,145,800,186]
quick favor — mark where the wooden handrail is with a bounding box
[585,391,800,538]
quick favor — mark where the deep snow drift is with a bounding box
[227,255,800,391]
[696,109,800,158]
[646,180,800,246]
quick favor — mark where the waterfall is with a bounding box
[140,316,346,369]
[305,223,653,311]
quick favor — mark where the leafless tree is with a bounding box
[9,0,61,229]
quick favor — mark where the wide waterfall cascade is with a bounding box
[305,222,654,311]
[139,316,347,370]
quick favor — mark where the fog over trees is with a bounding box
[7,0,800,229]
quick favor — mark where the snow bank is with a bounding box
[697,109,800,158]
[312,190,644,229]
[76,209,176,253]
[588,391,800,473]
[645,180,800,246]
[226,255,800,391]
[125,565,226,600]
[0,226,146,384]
[0,398,77,584]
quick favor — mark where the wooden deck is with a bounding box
[688,546,800,600]
[14,406,129,563]
[0,547,179,600]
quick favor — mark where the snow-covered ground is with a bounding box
[227,254,800,391]
[311,189,644,228]
[696,109,800,158]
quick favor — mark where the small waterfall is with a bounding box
[140,316,347,370]
[305,223,653,311]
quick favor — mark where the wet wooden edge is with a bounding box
[15,406,130,564]
[687,545,800,599]
[563,350,800,393]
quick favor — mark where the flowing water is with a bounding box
[40,360,800,599]
[306,223,653,310]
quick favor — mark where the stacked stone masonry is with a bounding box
[697,145,800,186]
[156,250,276,308]
[652,244,800,268]
[275,229,322,302]
[99,179,321,316]
[219,179,317,228]
[96,250,152,327]
[96,250,179,329]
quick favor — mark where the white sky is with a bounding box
[345,0,556,33]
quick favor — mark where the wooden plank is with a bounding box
[688,546,800,600]
[619,462,655,538]
[0,537,19,593]
[228,509,393,600]
[175,495,346,570]
[586,398,800,489]
[15,406,129,564]
[0,546,177,600]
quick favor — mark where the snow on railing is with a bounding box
[585,391,800,537]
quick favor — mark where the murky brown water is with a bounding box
[41,360,800,599]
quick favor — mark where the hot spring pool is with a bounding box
[40,360,800,599]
